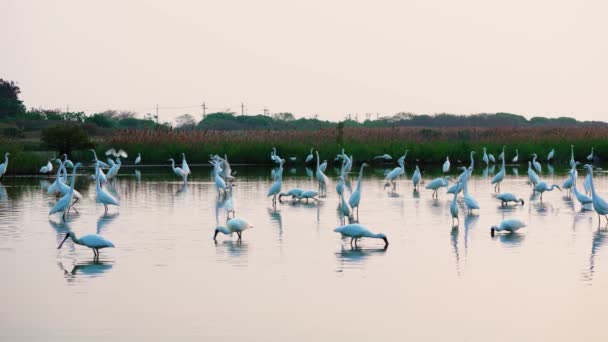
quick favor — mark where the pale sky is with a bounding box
[2,0,607,124]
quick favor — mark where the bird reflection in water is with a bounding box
[134,169,141,182]
[583,228,608,283]
[511,167,519,177]
[493,232,525,248]
[57,260,113,284]
[463,213,479,257]
[335,246,387,272]
[0,182,7,202]
[305,167,313,179]
[451,227,461,276]
[547,164,555,175]
[268,207,283,241]
[214,240,249,267]
[97,212,120,234]
[175,183,188,196]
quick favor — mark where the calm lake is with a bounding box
[1,163,607,341]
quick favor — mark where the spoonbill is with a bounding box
[587,147,594,161]
[279,188,304,202]
[384,158,405,190]
[49,163,82,221]
[94,163,119,213]
[491,146,506,192]
[412,165,421,190]
[490,219,526,237]
[570,145,576,168]
[512,149,519,163]
[572,173,592,210]
[496,193,524,206]
[374,154,392,161]
[334,224,388,248]
[213,218,253,242]
[482,147,489,165]
[58,231,115,258]
[425,176,450,198]
[315,151,329,195]
[547,148,555,161]
[450,191,459,226]
[181,153,191,177]
[442,157,450,173]
[584,164,608,227]
[349,163,368,219]
[305,148,314,164]
[134,153,141,165]
[533,181,561,201]
[0,152,9,179]
[169,158,188,184]
[39,160,53,174]
[296,190,319,203]
[527,161,540,188]
[532,154,542,173]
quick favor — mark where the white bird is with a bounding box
[270,147,282,164]
[94,163,119,213]
[533,181,561,201]
[58,231,115,258]
[547,148,555,161]
[532,153,542,173]
[349,163,368,219]
[134,153,141,165]
[570,145,576,168]
[305,148,314,164]
[106,158,122,180]
[319,160,328,173]
[512,149,519,163]
[339,192,353,224]
[563,162,579,194]
[213,218,253,241]
[488,153,496,163]
[289,157,296,162]
[0,152,9,179]
[334,224,388,248]
[442,156,450,173]
[397,150,409,165]
[496,193,524,206]
[39,160,53,174]
[384,159,405,190]
[279,188,304,201]
[450,191,459,226]
[374,154,392,161]
[90,149,110,185]
[497,150,504,162]
[49,163,82,221]
[491,146,506,193]
[584,172,592,196]
[425,176,450,198]
[47,159,65,196]
[267,159,284,206]
[315,151,329,195]
[62,154,74,169]
[462,172,480,214]
[572,174,592,210]
[468,151,476,176]
[584,164,608,227]
[482,147,489,165]
[412,165,422,190]
[527,161,540,188]
[447,166,469,195]
[296,190,319,203]
[210,159,228,195]
[587,147,594,161]
[169,158,188,184]
[490,219,526,236]
[181,153,191,177]
[336,176,344,196]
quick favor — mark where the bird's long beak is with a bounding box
[213,229,219,241]
[383,237,389,248]
[57,234,70,249]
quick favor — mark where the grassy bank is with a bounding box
[2,126,608,175]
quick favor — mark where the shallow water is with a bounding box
[1,163,608,341]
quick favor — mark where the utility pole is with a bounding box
[66,105,69,113]
[241,102,245,116]
[202,102,207,119]
[376,113,379,120]
[156,104,159,124]
[355,113,359,122]
[366,113,371,121]
[263,107,269,116]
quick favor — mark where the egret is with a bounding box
[512,149,519,163]
[181,153,191,177]
[348,163,368,219]
[168,158,188,184]
[527,161,540,188]
[563,162,579,194]
[462,172,480,214]
[397,150,409,165]
[587,147,594,161]
[39,160,53,174]
[270,147,282,164]
[384,158,405,190]
[532,154,542,173]
[584,172,592,196]
[267,159,284,206]
[134,153,141,165]
[210,159,228,196]
[572,173,592,210]
[334,224,388,248]
[584,164,608,227]
[489,153,496,163]
[491,146,506,192]
[319,160,328,173]
[339,192,353,224]
[374,154,392,161]
[336,176,345,196]
[94,163,119,213]
[468,151,476,173]
[49,163,82,221]
[47,159,65,196]
[533,181,561,201]
[106,157,121,180]
[62,154,74,169]
[490,219,526,237]
[450,191,459,226]
[412,165,422,190]
[296,190,319,203]
[315,151,329,195]
[0,152,9,179]
[547,148,555,161]
[496,193,524,206]
[482,147,489,165]
[58,231,115,258]
[497,149,504,162]
[289,157,296,162]
[570,145,576,168]
[213,218,253,242]
[447,166,468,195]
[90,149,109,185]
[425,176,451,198]
[305,148,314,164]
[278,188,304,202]
[442,157,450,173]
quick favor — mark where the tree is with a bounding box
[273,112,295,121]
[175,114,196,129]
[0,79,26,118]
[41,125,93,155]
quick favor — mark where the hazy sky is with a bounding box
[2,0,607,123]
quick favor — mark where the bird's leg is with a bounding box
[70,198,79,213]
[237,231,242,241]
[104,204,108,214]
[350,237,354,247]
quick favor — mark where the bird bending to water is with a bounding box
[278,188,304,202]
[214,218,253,242]
[58,231,115,258]
[296,190,319,203]
[334,224,388,248]
[533,181,561,201]
[490,219,526,237]
[425,176,451,198]
[496,193,524,206]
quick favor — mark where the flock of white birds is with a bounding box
[0,144,605,258]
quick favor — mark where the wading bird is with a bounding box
[572,173,592,210]
[490,219,526,237]
[533,181,561,201]
[339,192,353,224]
[305,148,314,164]
[450,191,459,226]
[49,163,82,221]
[296,190,319,203]
[482,147,489,165]
[39,160,53,175]
[412,165,422,190]
[584,164,608,226]
[491,146,506,192]
[0,152,9,179]
[334,224,388,248]
[443,157,450,173]
[563,162,579,194]
[463,172,480,214]
[278,188,304,202]
[213,218,253,242]
[425,176,451,198]
[267,159,284,206]
[384,158,405,191]
[570,145,576,168]
[527,161,540,188]
[587,147,594,161]
[547,148,555,161]
[134,153,141,165]
[315,151,329,195]
[58,231,115,259]
[169,158,188,184]
[374,154,392,161]
[94,163,119,213]
[181,153,191,178]
[349,163,368,219]
[512,149,519,163]
[532,154,542,173]
[496,193,524,206]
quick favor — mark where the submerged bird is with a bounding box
[58,231,115,258]
[442,157,450,173]
[0,152,9,179]
[490,219,526,237]
[334,224,388,248]
[213,218,253,242]
[496,193,524,206]
[533,181,561,201]
[584,164,608,227]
